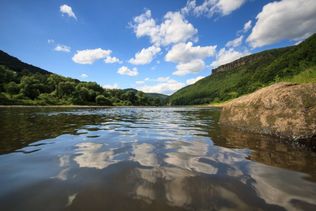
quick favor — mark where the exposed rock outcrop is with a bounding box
[220,83,316,141]
[212,54,264,74]
[211,46,292,74]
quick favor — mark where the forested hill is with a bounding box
[0,51,167,106]
[168,34,316,105]
[0,50,52,75]
[123,88,168,101]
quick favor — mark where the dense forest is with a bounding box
[169,34,316,105]
[0,51,167,106]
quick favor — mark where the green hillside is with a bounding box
[169,34,316,105]
[145,92,168,100]
[0,51,166,106]
[123,88,168,105]
[0,50,52,75]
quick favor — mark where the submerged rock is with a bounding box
[220,82,316,141]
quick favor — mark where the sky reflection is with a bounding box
[0,107,315,211]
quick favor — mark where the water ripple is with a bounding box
[0,107,315,210]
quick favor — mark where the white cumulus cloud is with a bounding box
[72,48,111,64]
[217,0,246,15]
[137,77,185,95]
[247,0,316,48]
[225,35,243,48]
[182,0,246,17]
[104,56,121,64]
[211,48,249,68]
[165,42,216,76]
[117,66,138,76]
[165,42,216,63]
[129,45,161,65]
[186,76,205,85]
[60,4,77,20]
[173,59,205,76]
[54,44,71,53]
[132,10,198,46]
[160,12,198,46]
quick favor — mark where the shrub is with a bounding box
[96,95,112,105]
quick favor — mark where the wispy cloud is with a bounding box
[60,4,77,20]
[181,0,247,17]
[225,35,243,48]
[80,73,88,78]
[48,39,55,44]
[243,20,252,33]
[54,44,71,53]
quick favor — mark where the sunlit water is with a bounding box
[0,107,316,211]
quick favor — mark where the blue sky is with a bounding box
[1,0,315,94]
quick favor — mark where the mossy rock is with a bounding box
[220,83,316,141]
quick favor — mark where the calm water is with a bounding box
[0,107,316,211]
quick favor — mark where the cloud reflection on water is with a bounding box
[74,142,116,169]
[65,136,316,210]
[1,107,316,211]
[250,163,316,210]
[132,143,158,167]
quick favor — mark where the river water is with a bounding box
[0,107,315,211]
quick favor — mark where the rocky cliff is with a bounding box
[212,47,291,74]
[219,83,316,141]
[212,54,258,74]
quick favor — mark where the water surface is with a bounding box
[0,107,316,211]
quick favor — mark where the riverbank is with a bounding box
[0,104,222,108]
[0,105,171,108]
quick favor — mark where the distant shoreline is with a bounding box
[0,105,154,108]
[0,105,222,108]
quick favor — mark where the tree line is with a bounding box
[0,65,166,106]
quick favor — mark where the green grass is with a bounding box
[282,66,316,84]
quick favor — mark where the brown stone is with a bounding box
[219,83,316,141]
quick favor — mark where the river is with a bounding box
[0,107,315,211]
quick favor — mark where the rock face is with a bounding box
[211,46,292,75]
[220,83,316,141]
[212,53,265,74]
